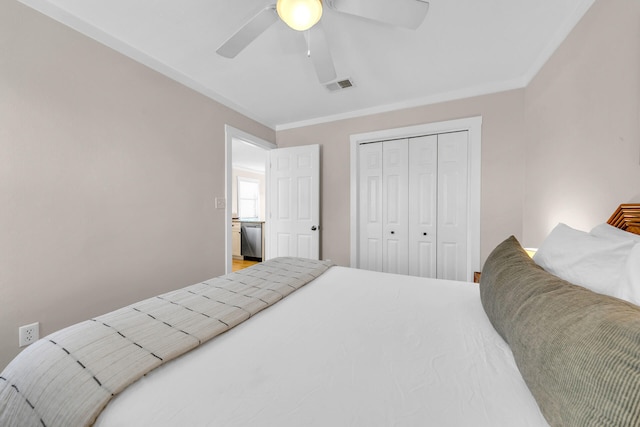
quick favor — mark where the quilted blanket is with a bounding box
[0,257,333,427]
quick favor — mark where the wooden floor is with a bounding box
[232,258,260,272]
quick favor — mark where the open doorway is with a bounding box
[232,142,265,272]
[224,125,276,274]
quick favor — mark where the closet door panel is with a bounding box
[408,135,437,278]
[440,242,459,280]
[437,131,468,281]
[358,143,383,271]
[382,139,409,275]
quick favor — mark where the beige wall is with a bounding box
[523,0,640,246]
[0,0,274,369]
[277,89,526,267]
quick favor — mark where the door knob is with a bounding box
[311,225,318,231]
[390,231,395,234]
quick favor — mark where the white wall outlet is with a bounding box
[215,197,226,209]
[19,322,39,347]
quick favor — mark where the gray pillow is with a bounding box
[480,235,640,427]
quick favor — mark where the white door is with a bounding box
[382,139,409,274]
[358,142,383,271]
[356,131,469,280]
[358,139,409,274]
[350,117,481,280]
[437,131,468,280]
[408,135,438,277]
[267,144,320,260]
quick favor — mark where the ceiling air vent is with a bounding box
[326,78,354,92]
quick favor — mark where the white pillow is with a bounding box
[533,223,635,296]
[590,223,640,243]
[590,223,640,306]
[613,243,640,306]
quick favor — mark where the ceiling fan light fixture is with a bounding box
[276,0,323,31]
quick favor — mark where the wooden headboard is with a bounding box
[607,204,640,235]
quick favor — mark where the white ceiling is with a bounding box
[19,0,594,130]
[232,138,267,173]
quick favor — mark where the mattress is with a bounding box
[95,266,548,426]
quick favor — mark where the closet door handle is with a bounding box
[423,232,428,236]
[311,225,318,231]
[390,231,395,234]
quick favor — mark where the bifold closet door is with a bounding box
[358,142,383,271]
[357,139,409,274]
[358,131,468,279]
[408,135,438,277]
[382,139,409,274]
[437,131,468,280]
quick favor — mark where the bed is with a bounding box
[2,205,640,426]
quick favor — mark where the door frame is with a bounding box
[224,125,276,274]
[349,116,482,281]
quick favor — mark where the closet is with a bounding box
[357,131,468,280]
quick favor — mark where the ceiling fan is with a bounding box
[216,0,430,85]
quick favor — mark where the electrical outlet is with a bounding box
[215,197,226,209]
[19,322,39,347]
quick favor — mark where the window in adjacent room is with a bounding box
[237,177,260,219]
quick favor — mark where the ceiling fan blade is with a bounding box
[308,23,337,84]
[216,5,279,58]
[326,0,429,30]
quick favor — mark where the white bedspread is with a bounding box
[95,266,549,426]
